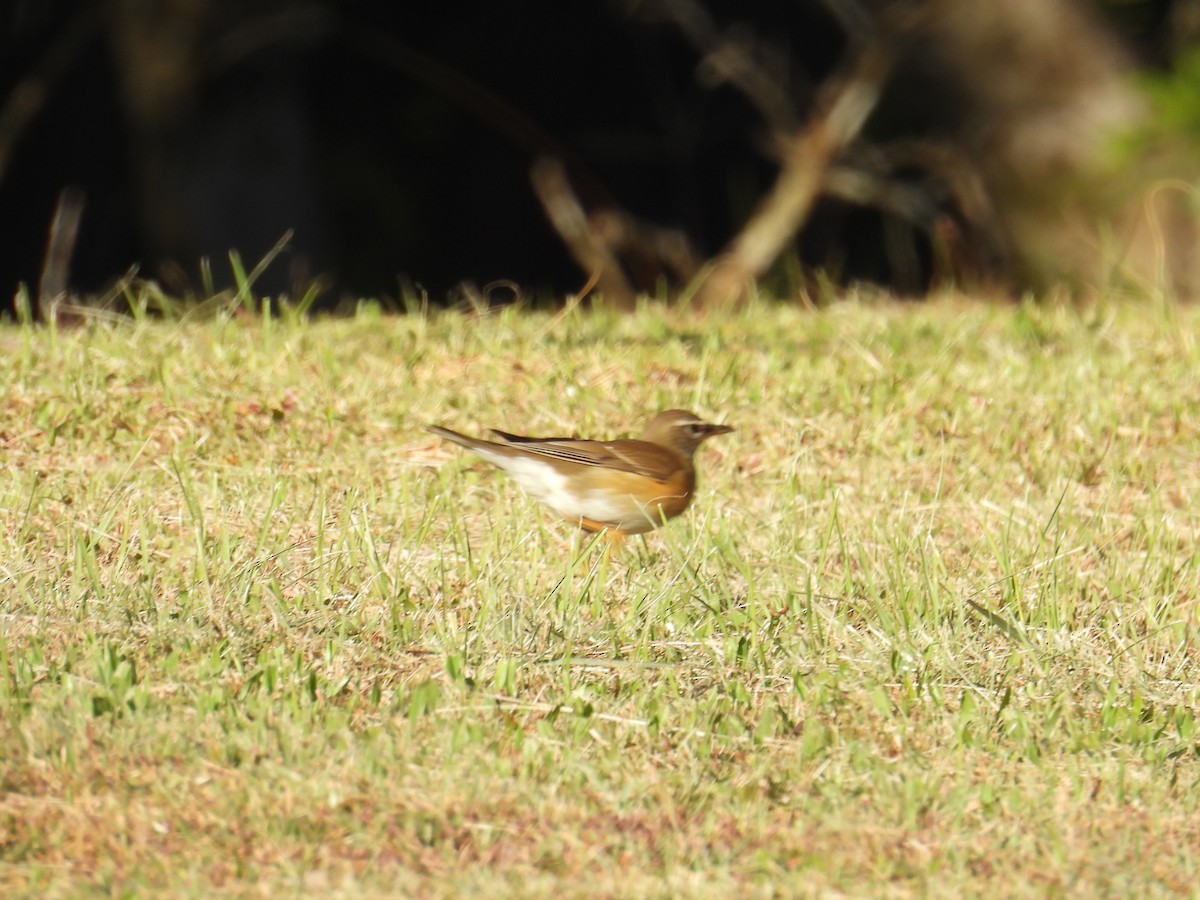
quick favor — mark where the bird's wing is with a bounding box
[429,425,483,449]
[488,428,578,443]
[438,422,690,492]
[474,423,687,483]
[603,440,683,482]
[482,435,678,481]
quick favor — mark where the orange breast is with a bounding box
[572,466,696,535]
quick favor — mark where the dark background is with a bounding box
[0,0,1189,309]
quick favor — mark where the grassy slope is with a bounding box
[1,296,1198,895]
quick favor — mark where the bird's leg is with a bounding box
[602,529,627,557]
[575,520,626,565]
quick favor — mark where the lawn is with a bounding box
[1,293,1198,895]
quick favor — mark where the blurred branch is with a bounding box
[824,166,937,227]
[530,157,637,309]
[205,4,330,76]
[355,27,700,303]
[590,209,700,283]
[694,20,899,305]
[624,0,924,304]
[108,1,329,125]
[626,0,800,130]
[836,139,1011,285]
[531,160,701,305]
[38,186,85,323]
[347,29,590,193]
[814,0,874,43]
[0,7,101,186]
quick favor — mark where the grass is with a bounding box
[1,291,1198,895]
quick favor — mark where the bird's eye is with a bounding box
[689,423,705,436]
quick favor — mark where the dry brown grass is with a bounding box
[1,294,1199,895]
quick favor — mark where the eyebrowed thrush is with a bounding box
[429,409,733,536]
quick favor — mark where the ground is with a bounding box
[1,292,1198,895]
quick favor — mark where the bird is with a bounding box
[429,409,733,537]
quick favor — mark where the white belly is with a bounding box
[478,450,667,531]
